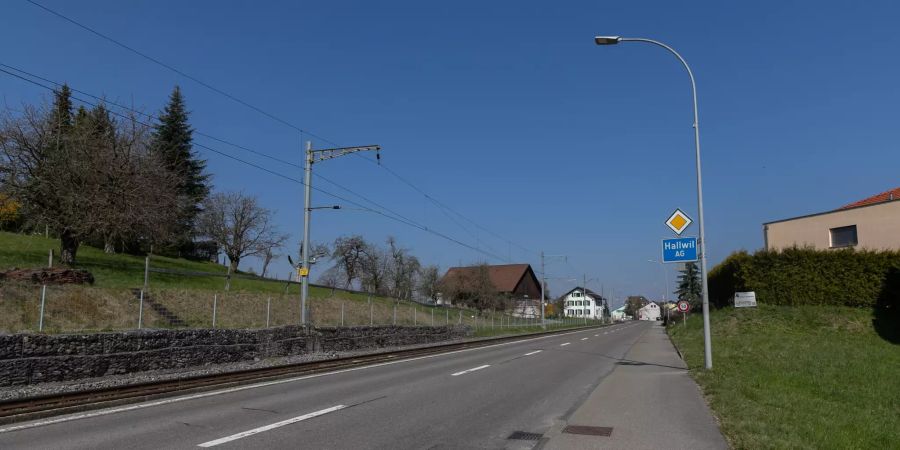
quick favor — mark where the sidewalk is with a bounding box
[538,323,728,450]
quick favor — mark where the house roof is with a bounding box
[840,187,900,210]
[558,287,606,303]
[440,264,536,293]
[764,186,900,225]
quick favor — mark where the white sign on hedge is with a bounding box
[734,292,757,308]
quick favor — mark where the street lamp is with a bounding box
[647,259,669,303]
[594,35,713,369]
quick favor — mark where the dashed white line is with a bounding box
[0,328,592,434]
[581,338,588,341]
[197,405,346,447]
[451,364,491,376]
[524,350,543,356]
[560,342,571,346]
[594,334,599,337]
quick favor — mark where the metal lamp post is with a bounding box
[647,259,669,302]
[594,35,713,369]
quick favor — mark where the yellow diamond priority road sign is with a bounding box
[665,209,693,235]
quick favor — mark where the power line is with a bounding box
[0,62,302,169]
[0,66,508,262]
[22,0,534,260]
[24,0,339,146]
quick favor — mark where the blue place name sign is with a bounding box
[662,237,698,263]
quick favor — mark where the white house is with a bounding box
[559,287,607,320]
[610,305,628,322]
[638,302,661,321]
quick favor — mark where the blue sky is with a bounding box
[2,1,898,306]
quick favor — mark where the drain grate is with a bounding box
[563,425,613,437]
[507,431,543,441]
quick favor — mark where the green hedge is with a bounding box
[708,247,900,309]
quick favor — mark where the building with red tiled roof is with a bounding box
[438,264,541,305]
[764,187,900,251]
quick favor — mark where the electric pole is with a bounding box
[300,141,381,326]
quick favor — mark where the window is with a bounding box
[830,225,858,248]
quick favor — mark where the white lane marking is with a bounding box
[197,405,345,447]
[581,338,588,341]
[560,343,570,346]
[0,328,594,434]
[594,334,599,337]
[451,364,491,376]
[603,332,608,335]
[524,350,542,356]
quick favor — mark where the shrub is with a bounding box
[708,247,900,309]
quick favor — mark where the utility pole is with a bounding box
[300,141,381,325]
[540,251,546,330]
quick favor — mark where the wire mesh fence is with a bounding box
[0,259,607,334]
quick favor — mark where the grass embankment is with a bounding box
[0,231,537,334]
[669,304,899,450]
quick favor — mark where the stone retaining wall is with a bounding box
[0,325,470,386]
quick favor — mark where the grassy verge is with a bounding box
[0,231,522,334]
[669,304,899,449]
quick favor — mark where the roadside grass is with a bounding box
[0,231,536,335]
[669,304,900,450]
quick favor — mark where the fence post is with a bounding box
[38,285,47,332]
[224,266,231,291]
[143,256,150,291]
[414,306,417,326]
[393,304,397,326]
[431,308,434,326]
[266,297,271,328]
[458,310,462,325]
[138,290,144,329]
[446,309,448,325]
[370,301,374,326]
[341,302,345,327]
[48,249,53,268]
[212,294,218,328]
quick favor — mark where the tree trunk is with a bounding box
[59,229,79,265]
[104,235,115,254]
[229,256,240,273]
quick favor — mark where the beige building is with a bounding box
[764,187,900,251]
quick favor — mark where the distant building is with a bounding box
[764,187,900,251]
[637,302,661,321]
[610,305,629,322]
[438,264,541,306]
[511,299,541,318]
[559,287,607,320]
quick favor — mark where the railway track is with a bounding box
[0,325,597,426]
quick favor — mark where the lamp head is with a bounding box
[594,36,621,45]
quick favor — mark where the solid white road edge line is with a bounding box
[197,405,346,447]
[451,365,491,377]
[0,327,598,434]
[523,350,542,356]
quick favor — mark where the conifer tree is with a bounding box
[676,262,702,308]
[151,86,210,249]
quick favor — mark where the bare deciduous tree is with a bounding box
[0,89,180,263]
[330,235,370,288]
[417,264,441,304]
[197,191,285,272]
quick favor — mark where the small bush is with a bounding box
[708,247,900,310]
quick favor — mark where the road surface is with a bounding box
[0,322,678,449]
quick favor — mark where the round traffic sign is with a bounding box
[676,300,691,313]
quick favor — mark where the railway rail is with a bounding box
[0,325,599,426]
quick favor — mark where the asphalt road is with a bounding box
[0,322,653,449]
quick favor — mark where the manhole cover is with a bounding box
[563,425,613,437]
[507,431,543,441]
